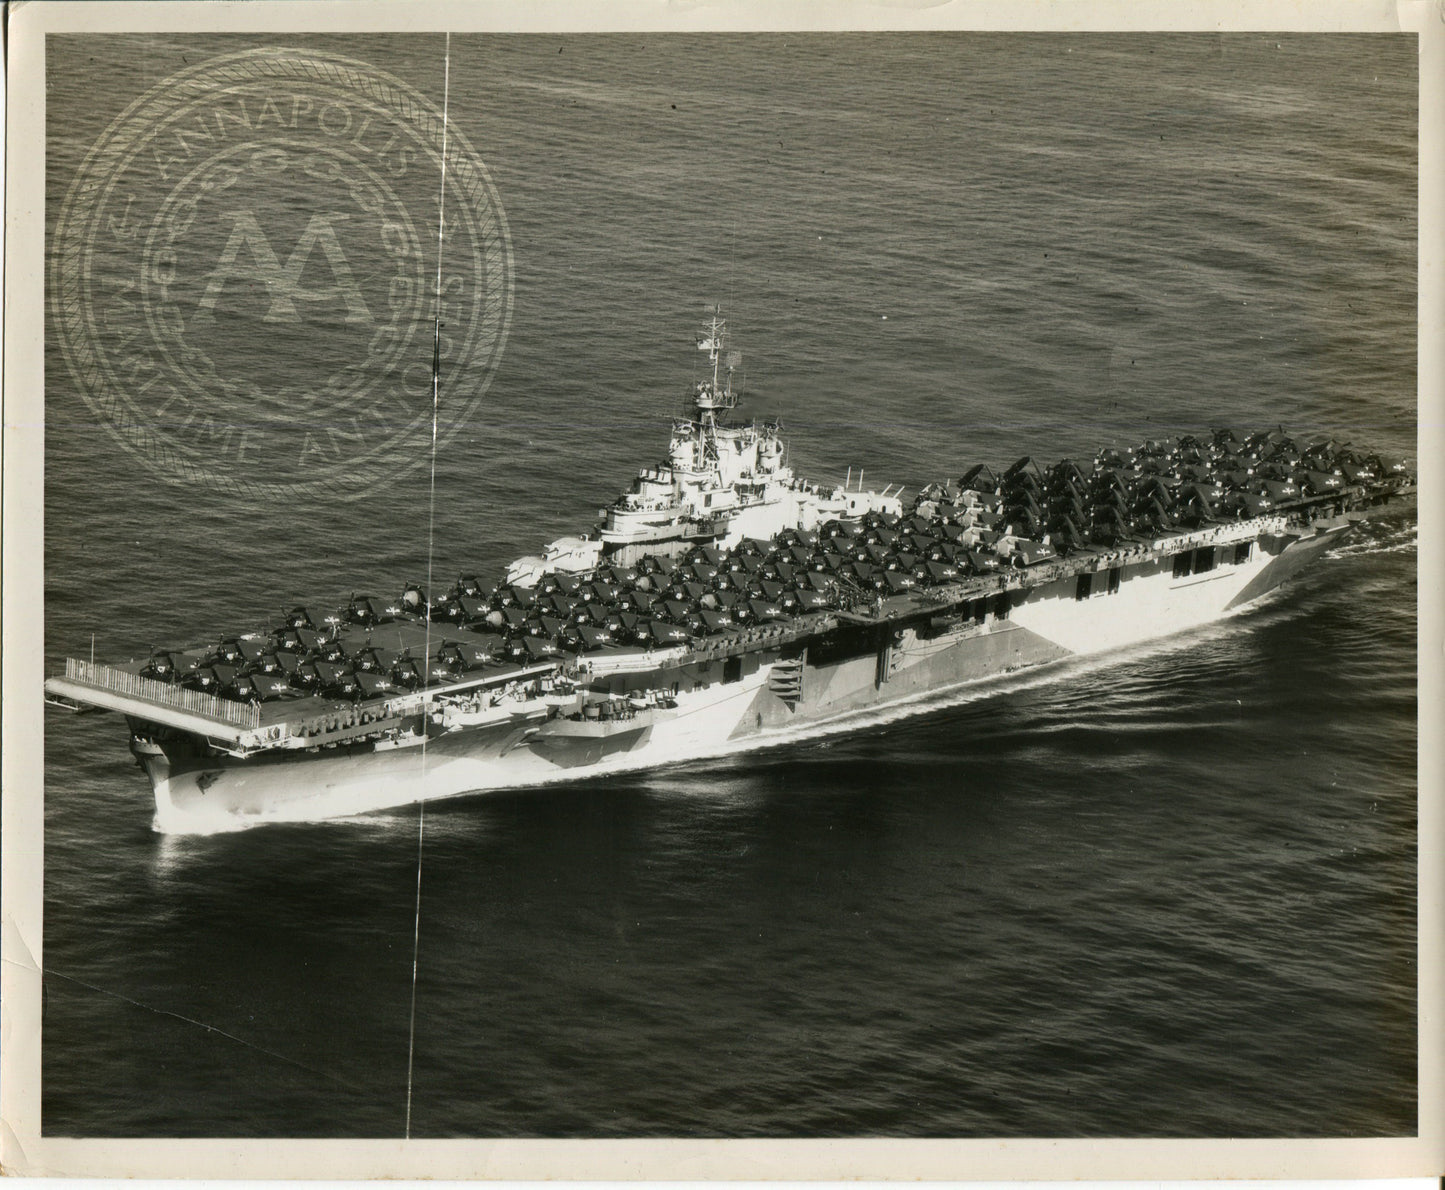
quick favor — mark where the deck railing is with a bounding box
[64,658,262,729]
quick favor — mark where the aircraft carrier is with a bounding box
[44,313,1415,833]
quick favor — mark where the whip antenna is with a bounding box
[406,28,451,1142]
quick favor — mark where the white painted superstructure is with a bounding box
[598,311,900,564]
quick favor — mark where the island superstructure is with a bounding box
[507,313,896,583]
[44,312,1415,833]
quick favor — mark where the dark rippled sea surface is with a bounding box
[41,33,1417,1137]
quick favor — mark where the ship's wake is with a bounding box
[1324,518,1417,560]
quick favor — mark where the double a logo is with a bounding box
[136,140,431,418]
[52,47,514,502]
[194,211,373,327]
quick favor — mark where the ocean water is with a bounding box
[40,32,1417,1137]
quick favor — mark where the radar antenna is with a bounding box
[692,307,737,464]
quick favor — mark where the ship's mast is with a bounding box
[694,307,735,465]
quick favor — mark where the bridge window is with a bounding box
[1107,567,1121,595]
[1075,573,1093,601]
